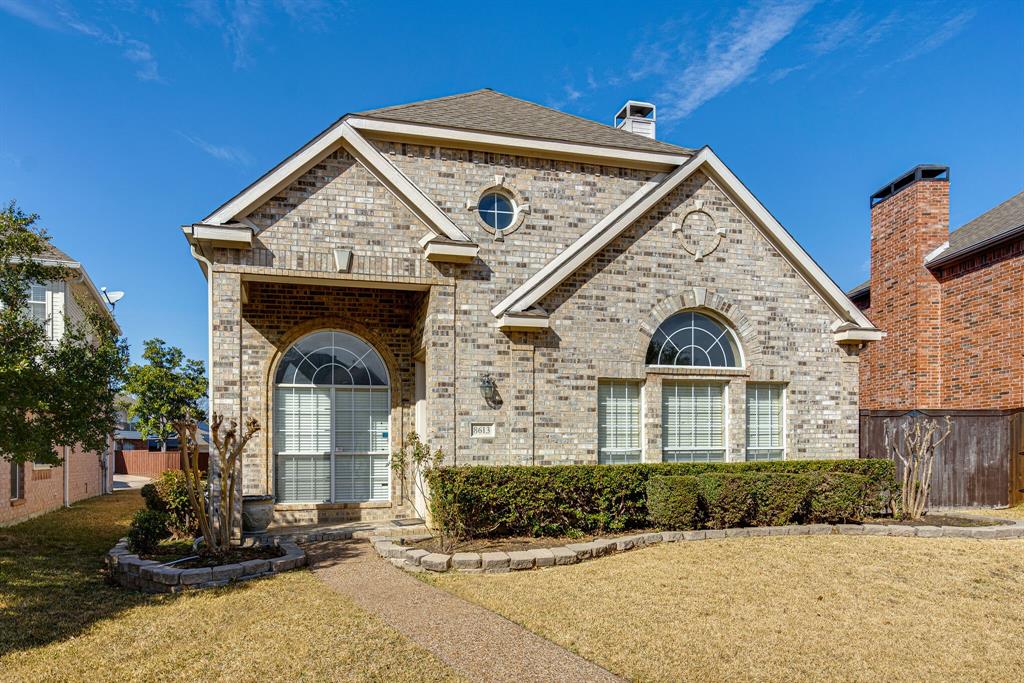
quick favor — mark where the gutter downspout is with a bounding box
[63,445,70,507]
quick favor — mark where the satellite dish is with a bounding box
[101,287,125,309]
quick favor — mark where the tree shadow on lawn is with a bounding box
[0,490,220,656]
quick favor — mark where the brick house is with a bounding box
[1,245,118,526]
[849,166,1024,506]
[182,90,879,527]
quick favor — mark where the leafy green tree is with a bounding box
[125,339,207,450]
[0,201,129,465]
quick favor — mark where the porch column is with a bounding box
[423,284,456,462]
[210,270,244,537]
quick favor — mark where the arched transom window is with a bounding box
[646,311,740,368]
[274,331,390,504]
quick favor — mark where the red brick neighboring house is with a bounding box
[1,244,119,526]
[849,166,1024,507]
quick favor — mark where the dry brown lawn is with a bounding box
[953,503,1024,521]
[428,535,1024,682]
[0,491,461,683]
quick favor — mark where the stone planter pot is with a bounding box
[242,495,275,533]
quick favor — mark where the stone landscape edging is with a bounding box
[106,537,306,593]
[371,519,1024,575]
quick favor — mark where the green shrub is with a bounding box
[808,472,872,523]
[697,474,756,529]
[427,459,897,538]
[647,476,702,530]
[126,509,172,554]
[140,470,203,539]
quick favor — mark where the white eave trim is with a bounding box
[923,241,950,264]
[200,120,470,243]
[185,223,254,248]
[29,256,120,330]
[497,310,550,332]
[491,146,877,335]
[347,116,691,170]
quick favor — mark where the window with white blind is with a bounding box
[10,460,25,500]
[746,384,785,461]
[598,381,641,464]
[273,331,390,503]
[25,283,47,333]
[662,382,726,462]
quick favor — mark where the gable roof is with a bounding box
[493,146,877,336]
[358,89,693,156]
[848,188,1024,296]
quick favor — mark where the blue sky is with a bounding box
[1,0,1021,368]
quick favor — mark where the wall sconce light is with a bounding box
[479,373,499,406]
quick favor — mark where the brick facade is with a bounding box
[1,445,111,527]
[857,175,1024,410]
[204,140,862,524]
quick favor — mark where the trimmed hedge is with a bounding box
[648,472,873,530]
[127,509,172,554]
[427,459,897,538]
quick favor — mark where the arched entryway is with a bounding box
[273,330,391,503]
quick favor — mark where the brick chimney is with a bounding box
[861,165,949,410]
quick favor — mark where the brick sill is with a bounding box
[273,501,392,511]
[10,498,26,507]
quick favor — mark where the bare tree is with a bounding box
[391,432,463,552]
[884,415,953,520]
[174,413,260,556]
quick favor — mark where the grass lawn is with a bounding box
[953,503,1024,520]
[428,535,1024,682]
[0,491,461,682]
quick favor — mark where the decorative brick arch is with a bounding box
[635,288,763,366]
[263,316,405,409]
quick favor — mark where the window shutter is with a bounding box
[746,384,784,460]
[662,382,725,462]
[598,381,641,464]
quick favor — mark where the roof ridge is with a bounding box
[358,88,495,117]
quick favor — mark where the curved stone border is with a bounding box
[371,519,1024,575]
[106,538,306,593]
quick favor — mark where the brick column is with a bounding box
[210,270,243,538]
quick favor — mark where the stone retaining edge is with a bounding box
[106,538,307,593]
[371,521,1024,575]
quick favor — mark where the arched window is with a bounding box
[645,310,740,368]
[274,331,390,504]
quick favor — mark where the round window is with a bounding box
[478,192,515,231]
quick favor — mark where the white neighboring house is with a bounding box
[2,244,121,527]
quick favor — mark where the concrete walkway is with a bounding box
[306,540,624,683]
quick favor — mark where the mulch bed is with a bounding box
[142,541,283,568]
[865,514,998,528]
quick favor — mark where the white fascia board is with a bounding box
[52,261,120,331]
[924,241,950,264]
[202,119,470,243]
[347,117,690,171]
[497,312,550,332]
[339,123,470,242]
[204,119,348,225]
[491,150,707,317]
[698,150,877,330]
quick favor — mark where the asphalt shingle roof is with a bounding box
[358,89,693,156]
[947,190,1024,253]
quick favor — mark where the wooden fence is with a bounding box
[860,409,1024,508]
[115,450,209,479]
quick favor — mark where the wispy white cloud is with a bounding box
[766,63,807,83]
[657,1,817,122]
[0,0,162,82]
[894,8,976,64]
[187,0,341,69]
[176,131,251,166]
[809,9,863,55]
